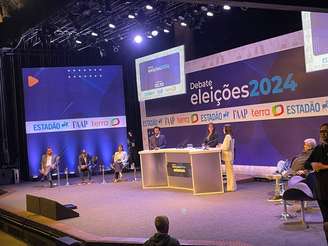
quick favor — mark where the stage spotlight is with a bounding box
[147,34,153,39]
[75,39,82,44]
[223,5,231,10]
[145,4,153,10]
[128,14,136,19]
[206,11,214,17]
[201,6,208,12]
[91,32,98,37]
[134,35,143,44]
[180,22,187,27]
[151,30,159,37]
[163,28,170,33]
[109,23,116,29]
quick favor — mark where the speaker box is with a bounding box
[26,194,41,214]
[0,168,13,185]
[26,195,79,220]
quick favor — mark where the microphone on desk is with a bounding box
[177,139,189,149]
[203,138,219,149]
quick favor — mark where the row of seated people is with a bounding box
[40,144,130,186]
[78,144,128,183]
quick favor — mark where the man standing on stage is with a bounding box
[149,126,167,150]
[40,147,56,188]
[305,123,328,242]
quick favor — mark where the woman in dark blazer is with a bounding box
[203,123,219,147]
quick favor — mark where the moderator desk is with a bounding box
[139,148,223,195]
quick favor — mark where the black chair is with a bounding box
[281,175,316,227]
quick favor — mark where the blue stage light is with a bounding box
[134,35,143,43]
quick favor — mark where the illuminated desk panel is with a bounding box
[139,148,223,195]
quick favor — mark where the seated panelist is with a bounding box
[40,147,57,187]
[149,126,167,150]
[79,149,91,183]
[112,144,128,182]
[203,123,219,148]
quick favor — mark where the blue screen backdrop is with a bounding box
[22,65,127,178]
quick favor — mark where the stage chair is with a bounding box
[281,175,316,228]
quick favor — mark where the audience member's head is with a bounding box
[154,216,169,234]
[303,138,316,151]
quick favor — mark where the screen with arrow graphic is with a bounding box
[22,65,127,178]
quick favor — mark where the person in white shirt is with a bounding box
[112,144,128,182]
[220,124,236,192]
[40,147,56,187]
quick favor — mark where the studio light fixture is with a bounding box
[180,22,187,27]
[223,5,231,10]
[145,4,153,10]
[134,35,143,43]
[128,13,136,19]
[17,1,216,52]
[206,11,214,17]
[151,30,159,36]
[201,6,208,12]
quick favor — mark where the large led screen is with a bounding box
[135,45,186,101]
[302,11,328,72]
[22,65,127,178]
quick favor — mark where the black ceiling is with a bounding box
[0,0,326,57]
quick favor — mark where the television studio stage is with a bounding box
[0,169,326,246]
[1,2,328,245]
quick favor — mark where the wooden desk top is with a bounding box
[139,148,221,155]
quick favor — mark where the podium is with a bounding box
[139,148,223,195]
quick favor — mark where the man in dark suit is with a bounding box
[40,147,56,187]
[149,126,167,150]
[78,149,91,183]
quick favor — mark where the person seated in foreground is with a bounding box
[143,216,180,246]
[149,126,167,150]
[112,144,128,182]
[276,138,317,177]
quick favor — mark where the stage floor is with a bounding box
[0,173,326,246]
